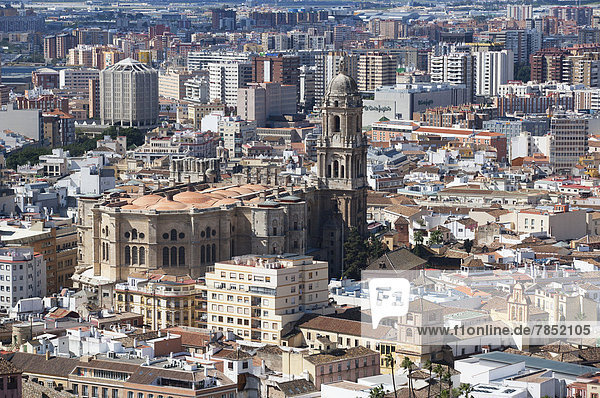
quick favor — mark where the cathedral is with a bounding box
[73,65,368,305]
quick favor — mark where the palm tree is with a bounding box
[424,360,433,398]
[401,356,415,398]
[459,383,473,398]
[384,353,397,398]
[430,229,443,245]
[369,384,386,398]
[413,230,424,246]
[443,369,453,398]
[434,364,444,397]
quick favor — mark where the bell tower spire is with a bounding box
[315,65,368,235]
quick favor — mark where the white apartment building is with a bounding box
[59,68,100,91]
[187,51,253,71]
[314,52,359,107]
[218,116,257,158]
[0,247,46,310]
[499,204,587,241]
[429,52,474,101]
[208,62,253,107]
[184,75,210,103]
[475,50,514,97]
[158,69,195,100]
[205,254,329,344]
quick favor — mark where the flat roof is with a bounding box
[474,352,598,376]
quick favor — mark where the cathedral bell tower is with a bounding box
[315,58,368,242]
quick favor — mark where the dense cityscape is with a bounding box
[2,0,600,397]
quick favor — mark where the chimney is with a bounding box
[45,351,50,361]
[133,338,137,348]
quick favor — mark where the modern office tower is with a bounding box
[205,254,329,344]
[549,111,589,173]
[237,82,297,127]
[429,51,474,101]
[357,52,397,91]
[474,50,514,97]
[507,4,533,20]
[100,58,159,128]
[59,68,100,91]
[208,62,252,107]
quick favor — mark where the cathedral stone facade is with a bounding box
[74,66,368,304]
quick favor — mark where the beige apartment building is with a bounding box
[357,53,396,91]
[159,68,195,100]
[205,254,329,344]
[499,204,587,241]
[114,272,200,329]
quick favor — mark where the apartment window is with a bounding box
[92,386,98,397]
[83,385,88,397]
[127,393,133,398]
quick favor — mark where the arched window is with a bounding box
[340,164,345,178]
[139,247,145,265]
[333,160,339,178]
[333,115,340,132]
[163,247,169,267]
[125,246,131,265]
[201,246,205,264]
[171,246,177,266]
[179,247,185,266]
[327,164,332,178]
[171,229,177,241]
[518,307,523,322]
[132,246,138,265]
[105,243,109,262]
[131,229,138,240]
[206,227,211,238]
[272,245,277,254]
[406,328,413,338]
[212,243,216,262]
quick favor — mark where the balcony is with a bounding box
[248,286,276,295]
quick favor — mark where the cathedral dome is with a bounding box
[326,72,358,97]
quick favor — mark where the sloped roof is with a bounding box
[366,248,427,272]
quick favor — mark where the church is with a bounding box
[73,64,368,305]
